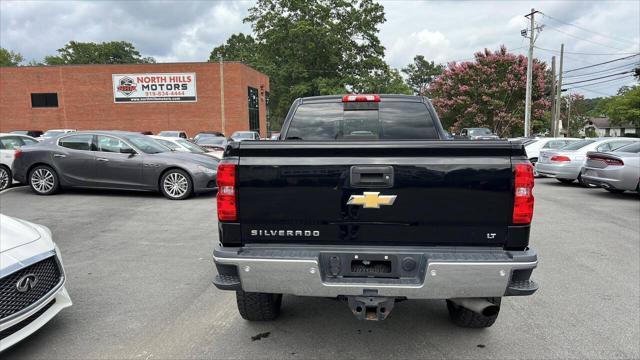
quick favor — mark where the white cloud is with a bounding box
[1,0,638,98]
[0,0,251,62]
[387,29,451,66]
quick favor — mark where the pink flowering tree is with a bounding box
[430,46,550,137]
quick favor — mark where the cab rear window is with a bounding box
[286,102,438,140]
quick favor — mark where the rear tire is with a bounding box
[446,297,501,328]
[28,165,59,195]
[0,166,11,191]
[236,291,282,321]
[557,178,574,184]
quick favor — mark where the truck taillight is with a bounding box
[217,162,237,221]
[550,155,570,162]
[513,163,534,224]
[342,94,380,102]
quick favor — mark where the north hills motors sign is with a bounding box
[112,73,197,103]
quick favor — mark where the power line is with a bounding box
[535,46,638,56]
[443,46,527,64]
[563,73,634,86]
[540,13,638,46]
[544,25,628,52]
[567,75,634,90]
[564,53,640,73]
[568,85,616,97]
[563,61,639,78]
[563,71,634,85]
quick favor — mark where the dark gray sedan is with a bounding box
[12,131,219,200]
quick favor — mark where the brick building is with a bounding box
[0,62,270,137]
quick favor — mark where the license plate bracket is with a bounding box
[320,252,417,279]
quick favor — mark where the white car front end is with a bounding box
[0,214,71,352]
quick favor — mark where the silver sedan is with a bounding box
[536,138,639,185]
[581,142,640,193]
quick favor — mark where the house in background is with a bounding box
[583,117,638,137]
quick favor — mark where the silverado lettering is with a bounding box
[250,230,320,237]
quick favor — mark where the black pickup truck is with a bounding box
[212,94,538,327]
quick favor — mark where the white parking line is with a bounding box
[0,185,25,195]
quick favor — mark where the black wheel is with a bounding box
[0,166,11,191]
[605,188,625,194]
[160,169,192,200]
[29,165,59,195]
[236,291,282,321]
[557,178,574,184]
[446,297,501,328]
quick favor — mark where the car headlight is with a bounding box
[197,165,217,175]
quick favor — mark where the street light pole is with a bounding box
[554,44,565,137]
[550,56,556,136]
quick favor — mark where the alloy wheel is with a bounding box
[163,172,189,198]
[0,168,9,190]
[31,168,55,193]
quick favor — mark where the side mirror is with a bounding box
[121,147,136,155]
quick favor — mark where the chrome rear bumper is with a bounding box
[213,245,538,299]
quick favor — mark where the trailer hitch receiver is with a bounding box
[347,296,395,321]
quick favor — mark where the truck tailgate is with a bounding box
[233,141,521,247]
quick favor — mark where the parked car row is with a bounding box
[3,131,219,199]
[10,129,272,143]
[535,137,640,193]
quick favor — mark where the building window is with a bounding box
[248,87,259,132]
[31,93,58,108]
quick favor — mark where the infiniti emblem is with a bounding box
[16,274,38,293]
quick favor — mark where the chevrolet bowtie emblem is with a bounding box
[347,192,397,209]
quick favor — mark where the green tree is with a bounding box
[401,55,444,96]
[0,48,24,66]
[44,41,155,65]
[227,0,389,126]
[430,46,550,137]
[356,67,412,94]
[209,33,260,66]
[561,94,590,137]
[604,85,640,127]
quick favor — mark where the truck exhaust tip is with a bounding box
[451,298,500,317]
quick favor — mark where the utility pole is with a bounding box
[554,44,564,137]
[550,56,556,137]
[523,8,541,137]
[566,91,571,137]
[219,55,226,135]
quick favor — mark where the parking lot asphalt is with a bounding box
[1,179,639,359]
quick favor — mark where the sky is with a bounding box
[1,0,638,98]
